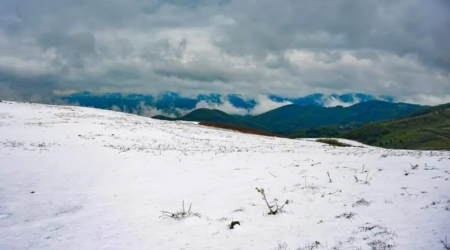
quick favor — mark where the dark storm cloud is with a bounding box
[219,0,450,69]
[0,68,60,102]
[38,31,97,69]
[0,0,449,105]
[154,69,231,83]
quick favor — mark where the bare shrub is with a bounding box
[359,224,379,232]
[364,172,375,185]
[160,201,201,220]
[273,241,289,250]
[335,212,357,220]
[352,198,371,207]
[256,188,289,215]
[442,236,450,250]
[367,239,395,249]
[410,163,419,170]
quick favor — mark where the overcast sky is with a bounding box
[0,0,449,104]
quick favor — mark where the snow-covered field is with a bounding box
[1,101,450,250]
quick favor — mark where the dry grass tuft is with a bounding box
[316,138,351,147]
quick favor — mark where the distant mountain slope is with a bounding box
[153,108,262,129]
[155,100,426,136]
[249,101,426,134]
[340,103,450,150]
[287,124,355,139]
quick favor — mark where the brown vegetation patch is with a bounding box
[316,138,352,147]
[199,122,286,138]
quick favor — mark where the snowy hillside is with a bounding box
[1,101,449,250]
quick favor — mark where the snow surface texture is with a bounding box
[1,101,450,250]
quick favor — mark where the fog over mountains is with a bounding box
[61,92,396,117]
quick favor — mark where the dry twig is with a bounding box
[256,188,289,215]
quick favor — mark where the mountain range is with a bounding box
[154,100,426,134]
[60,91,396,117]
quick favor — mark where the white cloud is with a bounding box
[249,96,292,115]
[193,95,292,116]
[195,99,249,115]
[140,107,178,118]
[399,94,450,106]
[139,102,187,118]
[320,96,360,108]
